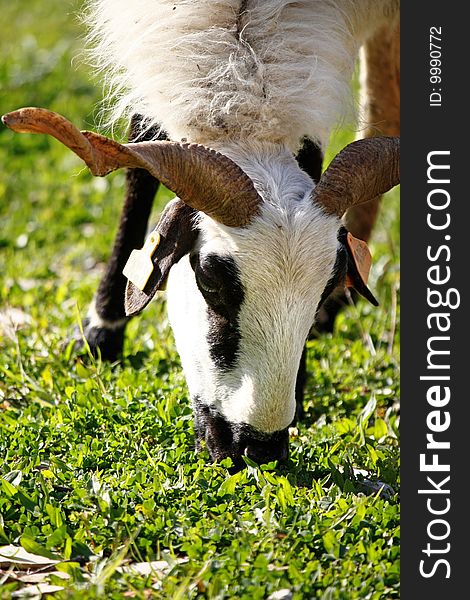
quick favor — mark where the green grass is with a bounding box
[0,2,400,598]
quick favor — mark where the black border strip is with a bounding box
[401,4,467,596]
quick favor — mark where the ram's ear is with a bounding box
[124,199,198,316]
[344,232,379,306]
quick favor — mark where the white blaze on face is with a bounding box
[166,146,340,434]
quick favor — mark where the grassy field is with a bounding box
[0,1,400,598]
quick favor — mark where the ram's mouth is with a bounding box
[193,399,289,471]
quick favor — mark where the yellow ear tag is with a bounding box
[344,232,372,288]
[123,231,160,291]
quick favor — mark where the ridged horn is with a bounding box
[313,136,400,217]
[2,107,262,227]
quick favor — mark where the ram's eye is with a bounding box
[190,253,221,296]
[196,270,220,294]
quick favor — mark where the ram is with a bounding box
[2,0,400,469]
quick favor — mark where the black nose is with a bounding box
[193,400,290,469]
[245,432,289,465]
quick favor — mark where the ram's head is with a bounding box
[2,108,399,468]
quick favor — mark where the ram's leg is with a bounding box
[316,21,400,333]
[73,116,163,360]
[293,346,307,423]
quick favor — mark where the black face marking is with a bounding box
[296,137,324,183]
[315,227,348,316]
[193,397,289,471]
[190,253,245,371]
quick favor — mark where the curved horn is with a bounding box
[313,136,400,217]
[2,108,261,227]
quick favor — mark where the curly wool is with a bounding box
[85,0,397,151]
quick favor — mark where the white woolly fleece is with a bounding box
[86,0,398,150]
